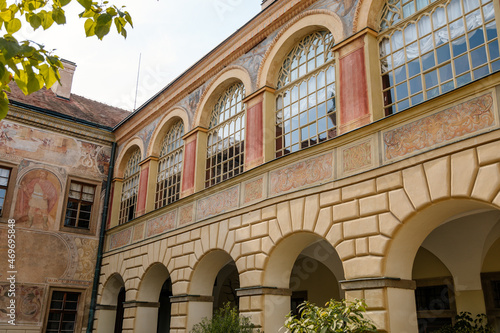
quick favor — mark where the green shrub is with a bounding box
[191,302,259,333]
[435,312,494,333]
[284,299,378,333]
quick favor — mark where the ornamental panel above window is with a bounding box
[379,0,500,115]
[275,31,337,157]
[156,121,184,209]
[119,148,141,224]
[206,83,245,188]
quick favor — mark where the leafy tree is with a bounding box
[0,0,133,118]
[435,312,494,333]
[284,299,378,333]
[191,302,259,333]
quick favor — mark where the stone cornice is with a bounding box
[114,0,318,143]
[7,106,116,145]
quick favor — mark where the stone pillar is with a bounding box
[94,304,117,333]
[122,301,138,333]
[243,86,276,170]
[170,294,214,332]
[237,286,292,333]
[126,301,161,333]
[337,30,377,134]
[341,277,418,333]
[181,127,208,197]
[108,178,123,228]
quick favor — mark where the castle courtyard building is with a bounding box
[1,0,500,332]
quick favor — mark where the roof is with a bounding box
[7,83,130,129]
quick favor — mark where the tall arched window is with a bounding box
[379,0,499,115]
[206,83,245,188]
[275,30,336,157]
[119,149,141,224]
[155,121,184,209]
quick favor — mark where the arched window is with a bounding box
[119,149,141,224]
[379,0,499,115]
[275,31,336,157]
[155,121,184,209]
[206,83,245,188]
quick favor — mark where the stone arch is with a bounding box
[262,231,344,333]
[147,107,190,157]
[352,0,385,33]
[385,199,498,279]
[257,10,345,88]
[114,137,144,179]
[135,263,172,333]
[96,273,126,333]
[193,66,252,128]
[186,249,240,330]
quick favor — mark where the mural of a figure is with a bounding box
[15,170,60,230]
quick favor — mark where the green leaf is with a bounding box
[59,0,71,6]
[124,11,133,27]
[52,7,66,25]
[0,9,12,22]
[0,91,9,120]
[39,64,59,88]
[40,10,54,29]
[77,0,92,10]
[94,22,110,40]
[84,18,95,37]
[106,7,117,16]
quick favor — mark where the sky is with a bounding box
[17,1,262,111]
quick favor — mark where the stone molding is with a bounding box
[340,277,416,290]
[169,295,214,303]
[122,301,160,308]
[236,286,292,297]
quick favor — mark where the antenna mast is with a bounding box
[134,53,142,110]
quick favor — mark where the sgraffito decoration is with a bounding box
[270,153,333,195]
[384,93,495,161]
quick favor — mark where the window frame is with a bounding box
[155,121,184,209]
[119,148,142,225]
[43,288,85,333]
[60,176,101,235]
[378,0,500,115]
[205,82,246,188]
[0,162,17,221]
[274,30,338,158]
[0,165,12,218]
[414,277,457,331]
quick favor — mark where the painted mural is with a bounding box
[0,120,110,176]
[74,238,99,281]
[384,93,495,161]
[197,186,240,220]
[14,169,61,231]
[146,210,177,238]
[269,153,334,195]
[342,140,373,173]
[0,284,45,324]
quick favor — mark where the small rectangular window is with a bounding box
[64,181,95,229]
[46,291,80,333]
[0,167,11,216]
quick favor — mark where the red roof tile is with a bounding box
[7,84,130,128]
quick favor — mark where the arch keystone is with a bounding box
[402,165,431,209]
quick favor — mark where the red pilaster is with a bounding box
[136,160,150,217]
[106,182,115,230]
[339,37,370,134]
[181,134,197,197]
[245,96,264,170]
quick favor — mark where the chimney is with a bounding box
[51,59,76,100]
[261,0,274,10]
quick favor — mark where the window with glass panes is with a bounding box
[119,149,141,224]
[0,167,11,216]
[275,31,336,157]
[206,83,245,188]
[156,121,184,209]
[64,181,95,229]
[379,0,500,115]
[46,291,80,333]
